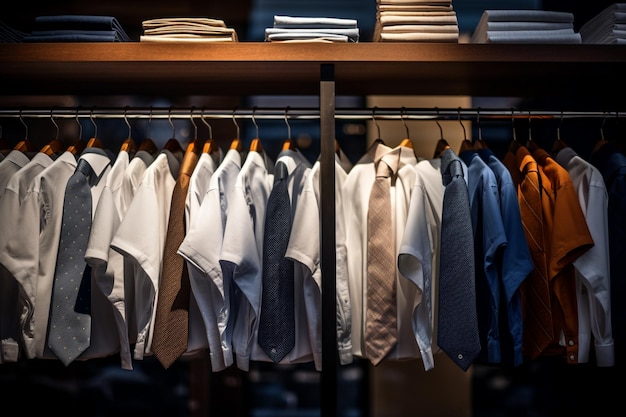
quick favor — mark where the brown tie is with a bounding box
[517,152,553,359]
[365,160,398,365]
[152,142,199,369]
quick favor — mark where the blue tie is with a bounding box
[48,158,94,366]
[437,149,480,371]
[258,161,295,363]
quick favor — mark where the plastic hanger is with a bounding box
[399,107,414,149]
[249,107,264,153]
[282,107,296,151]
[119,108,137,154]
[432,108,450,159]
[40,110,65,157]
[457,107,474,153]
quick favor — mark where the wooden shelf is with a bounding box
[1,42,625,102]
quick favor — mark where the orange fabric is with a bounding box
[533,148,594,363]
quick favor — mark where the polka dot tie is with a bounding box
[48,158,94,366]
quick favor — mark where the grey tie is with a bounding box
[48,158,94,366]
[258,161,295,363]
[437,149,480,371]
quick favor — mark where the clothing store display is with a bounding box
[470,9,580,44]
[437,148,480,372]
[579,3,626,44]
[373,0,459,42]
[141,17,238,42]
[23,15,132,42]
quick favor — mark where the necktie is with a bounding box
[437,149,480,371]
[518,156,553,359]
[152,147,198,369]
[365,160,397,366]
[258,161,295,363]
[48,158,94,366]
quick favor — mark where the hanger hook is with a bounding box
[147,106,153,139]
[435,107,444,139]
[285,106,291,139]
[401,107,410,139]
[124,106,131,139]
[476,107,483,141]
[168,107,175,138]
[76,108,83,140]
[19,109,28,140]
[527,110,533,142]
[372,106,381,139]
[511,108,517,142]
[189,106,198,141]
[90,107,98,138]
[50,108,60,140]
[600,111,606,142]
[201,106,213,139]
[232,107,240,139]
[557,111,563,141]
[458,107,466,140]
[252,106,259,138]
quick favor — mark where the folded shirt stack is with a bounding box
[22,15,132,42]
[0,20,27,43]
[579,3,626,44]
[470,9,581,44]
[373,0,459,42]
[265,15,359,43]
[141,17,238,42]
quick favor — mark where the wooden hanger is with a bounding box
[432,110,450,158]
[119,109,136,153]
[13,139,37,153]
[507,110,521,154]
[282,107,296,150]
[249,137,264,153]
[524,112,542,152]
[472,108,488,150]
[163,137,184,159]
[230,138,243,152]
[138,138,158,154]
[399,108,415,150]
[202,139,215,154]
[87,137,105,149]
[66,138,86,155]
[457,108,474,153]
[592,112,609,155]
[40,138,65,156]
[399,138,414,149]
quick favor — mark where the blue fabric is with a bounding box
[590,143,626,364]
[460,150,508,365]
[479,148,534,367]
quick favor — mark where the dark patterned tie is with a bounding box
[258,161,295,363]
[48,158,94,366]
[437,149,480,371]
[365,160,397,366]
[152,145,199,369]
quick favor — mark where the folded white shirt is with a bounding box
[142,17,227,29]
[140,34,237,42]
[265,27,359,41]
[267,32,350,42]
[379,13,457,25]
[380,24,459,33]
[378,31,458,42]
[272,15,358,29]
[377,4,453,12]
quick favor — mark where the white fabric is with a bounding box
[110,151,177,360]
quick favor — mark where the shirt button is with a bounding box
[568,340,574,346]
[457,353,464,360]
[569,354,575,361]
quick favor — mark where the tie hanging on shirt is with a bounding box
[365,159,398,366]
[48,158,95,366]
[437,148,480,371]
[152,143,199,369]
[258,161,295,363]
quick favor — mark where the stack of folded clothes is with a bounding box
[579,3,626,44]
[140,17,238,42]
[470,9,581,43]
[373,0,459,42]
[265,15,359,43]
[22,15,132,42]
[0,20,27,42]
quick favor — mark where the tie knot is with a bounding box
[274,161,289,182]
[376,161,392,179]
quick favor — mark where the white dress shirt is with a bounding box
[556,146,614,366]
[0,151,77,359]
[111,150,178,360]
[343,142,419,363]
[0,152,53,362]
[285,149,353,368]
[178,148,241,371]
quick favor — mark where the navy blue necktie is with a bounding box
[258,161,295,363]
[437,149,480,371]
[48,158,94,366]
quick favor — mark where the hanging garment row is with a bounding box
[0,107,623,374]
